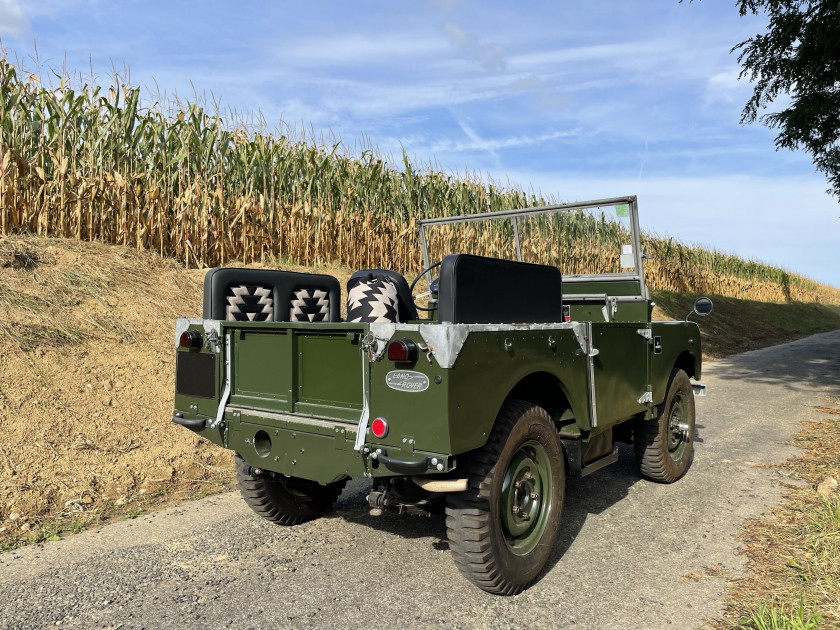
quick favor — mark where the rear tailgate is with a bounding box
[228,321,366,422]
[174,319,457,482]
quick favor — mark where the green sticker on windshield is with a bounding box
[616,204,629,217]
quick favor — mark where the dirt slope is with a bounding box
[0,235,349,547]
[0,235,837,549]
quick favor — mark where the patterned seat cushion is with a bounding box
[290,288,330,322]
[204,268,341,322]
[225,284,274,321]
[347,277,400,323]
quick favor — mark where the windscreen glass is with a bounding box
[422,201,636,277]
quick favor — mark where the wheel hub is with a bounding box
[667,394,690,455]
[500,441,553,555]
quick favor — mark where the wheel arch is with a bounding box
[674,350,699,381]
[503,371,578,475]
[504,370,575,424]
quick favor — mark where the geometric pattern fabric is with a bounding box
[225,284,274,321]
[346,278,400,323]
[290,288,330,322]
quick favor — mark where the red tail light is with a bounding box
[387,338,418,362]
[179,330,203,349]
[371,417,389,439]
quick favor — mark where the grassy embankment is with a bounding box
[1,235,838,555]
[719,399,840,630]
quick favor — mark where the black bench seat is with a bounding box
[436,254,564,324]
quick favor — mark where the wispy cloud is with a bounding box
[705,66,748,105]
[431,127,584,154]
[442,22,507,72]
[272,32,450,67]
[0,0,29,40]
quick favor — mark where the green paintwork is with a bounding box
[650,320,702,400]
[174,310,701,485]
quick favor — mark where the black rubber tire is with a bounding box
[635,369,696,483]
[235,454,347,526]
[445,400,565,595]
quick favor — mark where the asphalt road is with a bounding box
[2,330,839,630]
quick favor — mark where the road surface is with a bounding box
[2,330,838,630]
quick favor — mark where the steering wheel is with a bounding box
[408,262,442,312]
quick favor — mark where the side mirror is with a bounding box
[687,297,713,321]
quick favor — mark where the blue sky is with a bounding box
[2,0,838,287]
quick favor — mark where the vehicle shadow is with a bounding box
[539,443,640,584]
[331,479,450,543]
[706,329,840,393]
[331,443,643,580]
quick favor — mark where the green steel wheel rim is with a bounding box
[500,439,553,556]
[666,392,690,460]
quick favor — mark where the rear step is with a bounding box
[226,406,356,433]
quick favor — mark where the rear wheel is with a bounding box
[635,369,695,483]
[235,454,346,526]
[445,400,565,595]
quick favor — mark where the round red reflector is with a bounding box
[371,417,389,439]
[387,338,418,362]
[179,330,202,349]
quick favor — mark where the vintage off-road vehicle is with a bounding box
[172,196,710,594]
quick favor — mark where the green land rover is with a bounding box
[172,196,710,594]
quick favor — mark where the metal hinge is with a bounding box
[636,328,652,340]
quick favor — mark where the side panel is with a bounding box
[590,322,650,424]
[650,320,702,403]
[445,330,590,454]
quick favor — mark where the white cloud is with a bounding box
[507,74,542,92]
[273,32,449,66]
[286,74,519,120]
[0,0,29,39]
[705,67,748,105]
[442,21,507,71]
[430,128,584,154]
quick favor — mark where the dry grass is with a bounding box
[0,238,53,269]
[721,401,840,628]
[0,234,351,550]
[652,291,840,359]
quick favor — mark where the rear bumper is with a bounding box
[171,405,456,483]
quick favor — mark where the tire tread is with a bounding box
[235,454,346,526]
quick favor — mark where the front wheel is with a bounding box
[445,400,565,595]
[235,454,346,526]
[635,369,696,483]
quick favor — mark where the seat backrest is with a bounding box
[346,269,418,323]
[436,254,563,324]
[203,267,341,322]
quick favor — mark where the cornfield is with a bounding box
[1,54,837,305]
